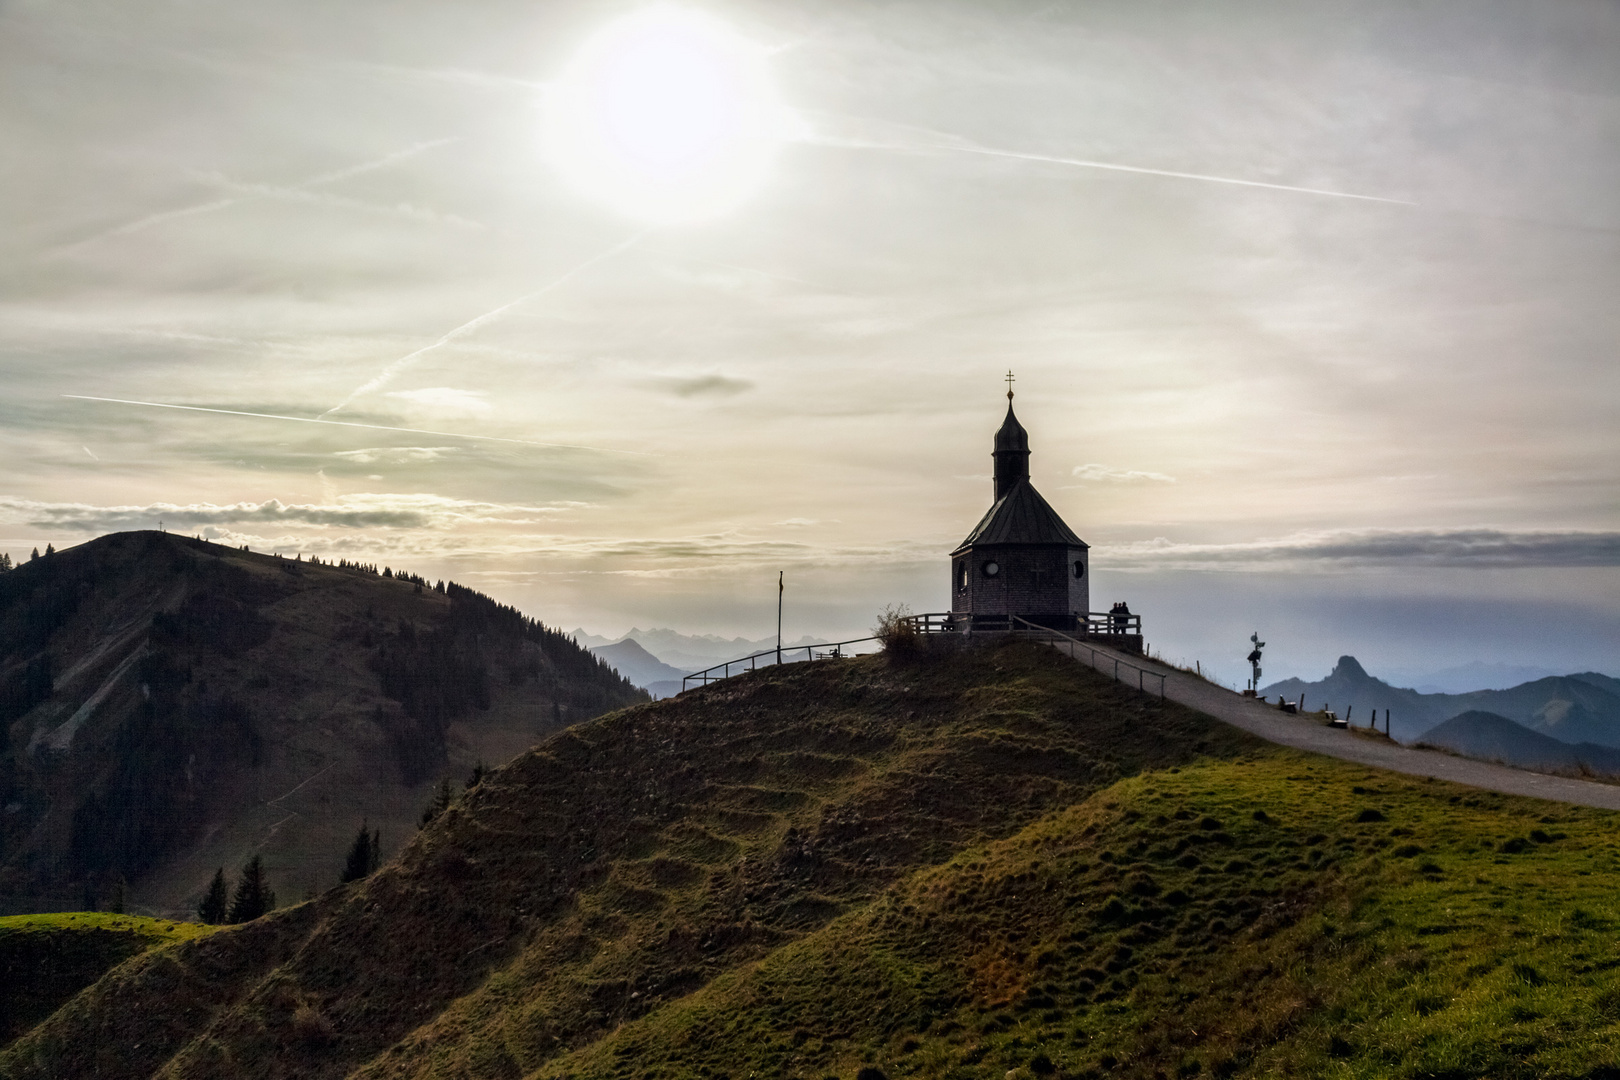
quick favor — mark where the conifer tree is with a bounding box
[418,777,454,828]
[226,854,275,923]
[198,868,229,923]
[108,874,126,914]
[0,552,12,572]
[341,822,377,884]
[466,761,488,791]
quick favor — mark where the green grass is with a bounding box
[0,912,216,1044]
[540,754,1620,1080]
[10,642,1620,1078]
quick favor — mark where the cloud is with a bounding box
[658,375,754,398]
[1100,529,1620,570]
[331,446,459,466]
[383,388,492,415]
[1070,464,1178,484]
[0,494,585,532]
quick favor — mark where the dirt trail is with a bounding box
[1077,642,1620,811]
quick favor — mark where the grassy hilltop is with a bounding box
[5,641,1620,1078]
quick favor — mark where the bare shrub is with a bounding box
[292,1003,333,1047]
[874,604,918,657]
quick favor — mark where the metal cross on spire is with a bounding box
[1005,369,1015,401]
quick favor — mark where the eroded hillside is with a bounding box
[11,640,1620,1080]
[0,531,644,916]
[0,639,1254,1078]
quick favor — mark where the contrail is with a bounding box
[319,232,646,418]
[807,131,1415,206]
[53,137,460,254]
[62,395,649,456]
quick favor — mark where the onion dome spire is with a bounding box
[992,371,1030,500]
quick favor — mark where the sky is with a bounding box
[2,0,1617,688]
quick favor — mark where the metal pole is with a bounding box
[776,571,783,666]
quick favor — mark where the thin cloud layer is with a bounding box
[1070,464,1177,484]
[1103,529,1620,570]
[0,494,585,532]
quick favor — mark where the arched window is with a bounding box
[958,562,968,590]
[1073,560,1084,579]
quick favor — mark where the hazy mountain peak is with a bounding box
[1332,655,1370,680]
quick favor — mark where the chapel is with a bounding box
[950,383,1092,632]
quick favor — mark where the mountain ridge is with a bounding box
[0,531,644,917]
[1262,655,1620,747]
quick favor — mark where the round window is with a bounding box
[1073,560,1085,579]
[983,560,1001,578]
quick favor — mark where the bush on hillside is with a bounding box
[874,604,919,658]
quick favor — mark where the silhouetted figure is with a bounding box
[1111,602,1132,634]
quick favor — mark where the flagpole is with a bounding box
[776,571,783,666]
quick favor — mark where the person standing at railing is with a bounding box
[1110,601,1132,634]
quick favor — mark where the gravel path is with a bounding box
[1070,641,1620,812]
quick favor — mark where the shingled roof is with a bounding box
[953,479,1088,551]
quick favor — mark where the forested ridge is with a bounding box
[0,531,643,917]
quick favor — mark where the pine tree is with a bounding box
[108,874,126,914]
[466,761,488,791]
[418,777,454,828]
[0,553,12,572]
[198,868,229,923]
[226,855,275,923]
[341,823,374,884]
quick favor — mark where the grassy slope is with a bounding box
[548,755,1620,1080]
[0,913,216,1043]
[9,642,1620,1079]
[0,641,1256,1080]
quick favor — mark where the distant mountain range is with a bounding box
[587,639,688,698]
[1262,656,1620,758]
[572,626,829,683]
[1416,710,1620,779]
[1384,660,1562,694]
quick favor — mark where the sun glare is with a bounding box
[541,6,792,225]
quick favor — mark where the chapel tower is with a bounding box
[950,380,1090,629]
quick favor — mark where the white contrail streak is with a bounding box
[808,133,1415,206]
[319,232,646,418]
[61,395,649,456]
[53,138,460,254]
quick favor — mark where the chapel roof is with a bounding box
[953,479,1088,551]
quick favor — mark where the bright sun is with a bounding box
[541,6,793,225]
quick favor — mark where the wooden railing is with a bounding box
[677,611,1162,699]
[899,611,1141,636]
[1004,616,1166,699]
[680,636,880,691]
